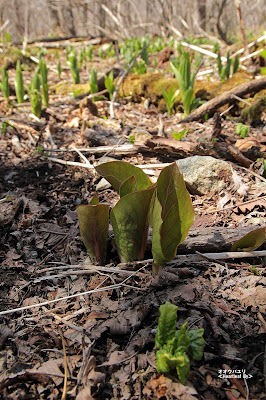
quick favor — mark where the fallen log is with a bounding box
[180,77,266,123]
[110,225,266,254]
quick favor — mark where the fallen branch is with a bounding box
[180,77,266,123]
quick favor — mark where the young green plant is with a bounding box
[155,302,205,384]
[217,51,239,81]
[77,161,194,273]
[67,50,80,84]
[15,60,25,103]
[1,68,10,100]
[170,52,198,116]
[77,195,109,264]
[161,86,179,116]
[31,67,41,92]
[30,89,42,119]
[235,122,249,138]
[90,68,99,96]
[39,59,49,107]
[57,60,62,79]
[104,70,115,100]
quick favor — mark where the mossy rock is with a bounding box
[0,46,24,69]
[240,96,266,126]
[213,70,253,96]
[117,73,180,103]
[54,82,91,96]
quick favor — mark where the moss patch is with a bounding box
[0,46,24,69]
[240,95,266,125]
[117,73,180,103]
[54,82,91,95]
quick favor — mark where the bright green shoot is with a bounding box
[39,59,49,107]
[90,68,98,95]
[104,70,115,100]
[67,50,80,84]
[161,86,179,116]
[1,68,10,100]
[30,89,42,119]
[57,60,62,79]
[217,51,239,81]
[15,60,25,104]
[170,52,198,117]
[155,302,205,384]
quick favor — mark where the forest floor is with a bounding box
[0,37,266,399]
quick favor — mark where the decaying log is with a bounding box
[111,225,266,254]
[178,225,266,253]
[180,77,266,123]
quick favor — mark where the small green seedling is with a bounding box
[31,67,41,92]
[217,51,239,81]
[155,302,205,384]
[86,45,93,61]
[128,135,135,144]
[90,68,99,95]
[250,266,261,276]
[235,122,249,138]
[170,52,199,116]
[161,86,179,116]
[39,59,49,107]
[15,60,25,103]
[172,129,188,140]
[30,89,42,119]
[67,50,80,84]
[1,68,10,100]
[104,70,115,100]
[57,60,62,79]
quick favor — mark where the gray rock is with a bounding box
[96,178,112,191]
[176,156,232,195]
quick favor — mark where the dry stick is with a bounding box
[231,35,265,58]
[179,41,227,62]
[110,41,151,119]
[235,0,249,56]
[0,264,149,317]
[42,144,138,155]
[59,327,68,400]
[180,77,266,123]
[48,157,94,170]
[205,194,266,214]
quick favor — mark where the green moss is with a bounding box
[118,73,180,103]
[0,46,23,69]
[213,70,252,96]
[54,82,91,95]
[240,96,266,126]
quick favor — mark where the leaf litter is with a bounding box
[0,38,266,400]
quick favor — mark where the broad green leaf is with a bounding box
[155,349,171,373]
[182,87,194,116]
[155,302,178,348]
[95,161,152,194]
[174,322,190,354]
[187,329,205,361]
[119,175,137,197]
[89,194,99,205]
[152,163,194,270]
[156,349,190,384]
[175,352,190,384]
[231,227,265,252]
[110,185,155,262]
[77,203,109,264]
